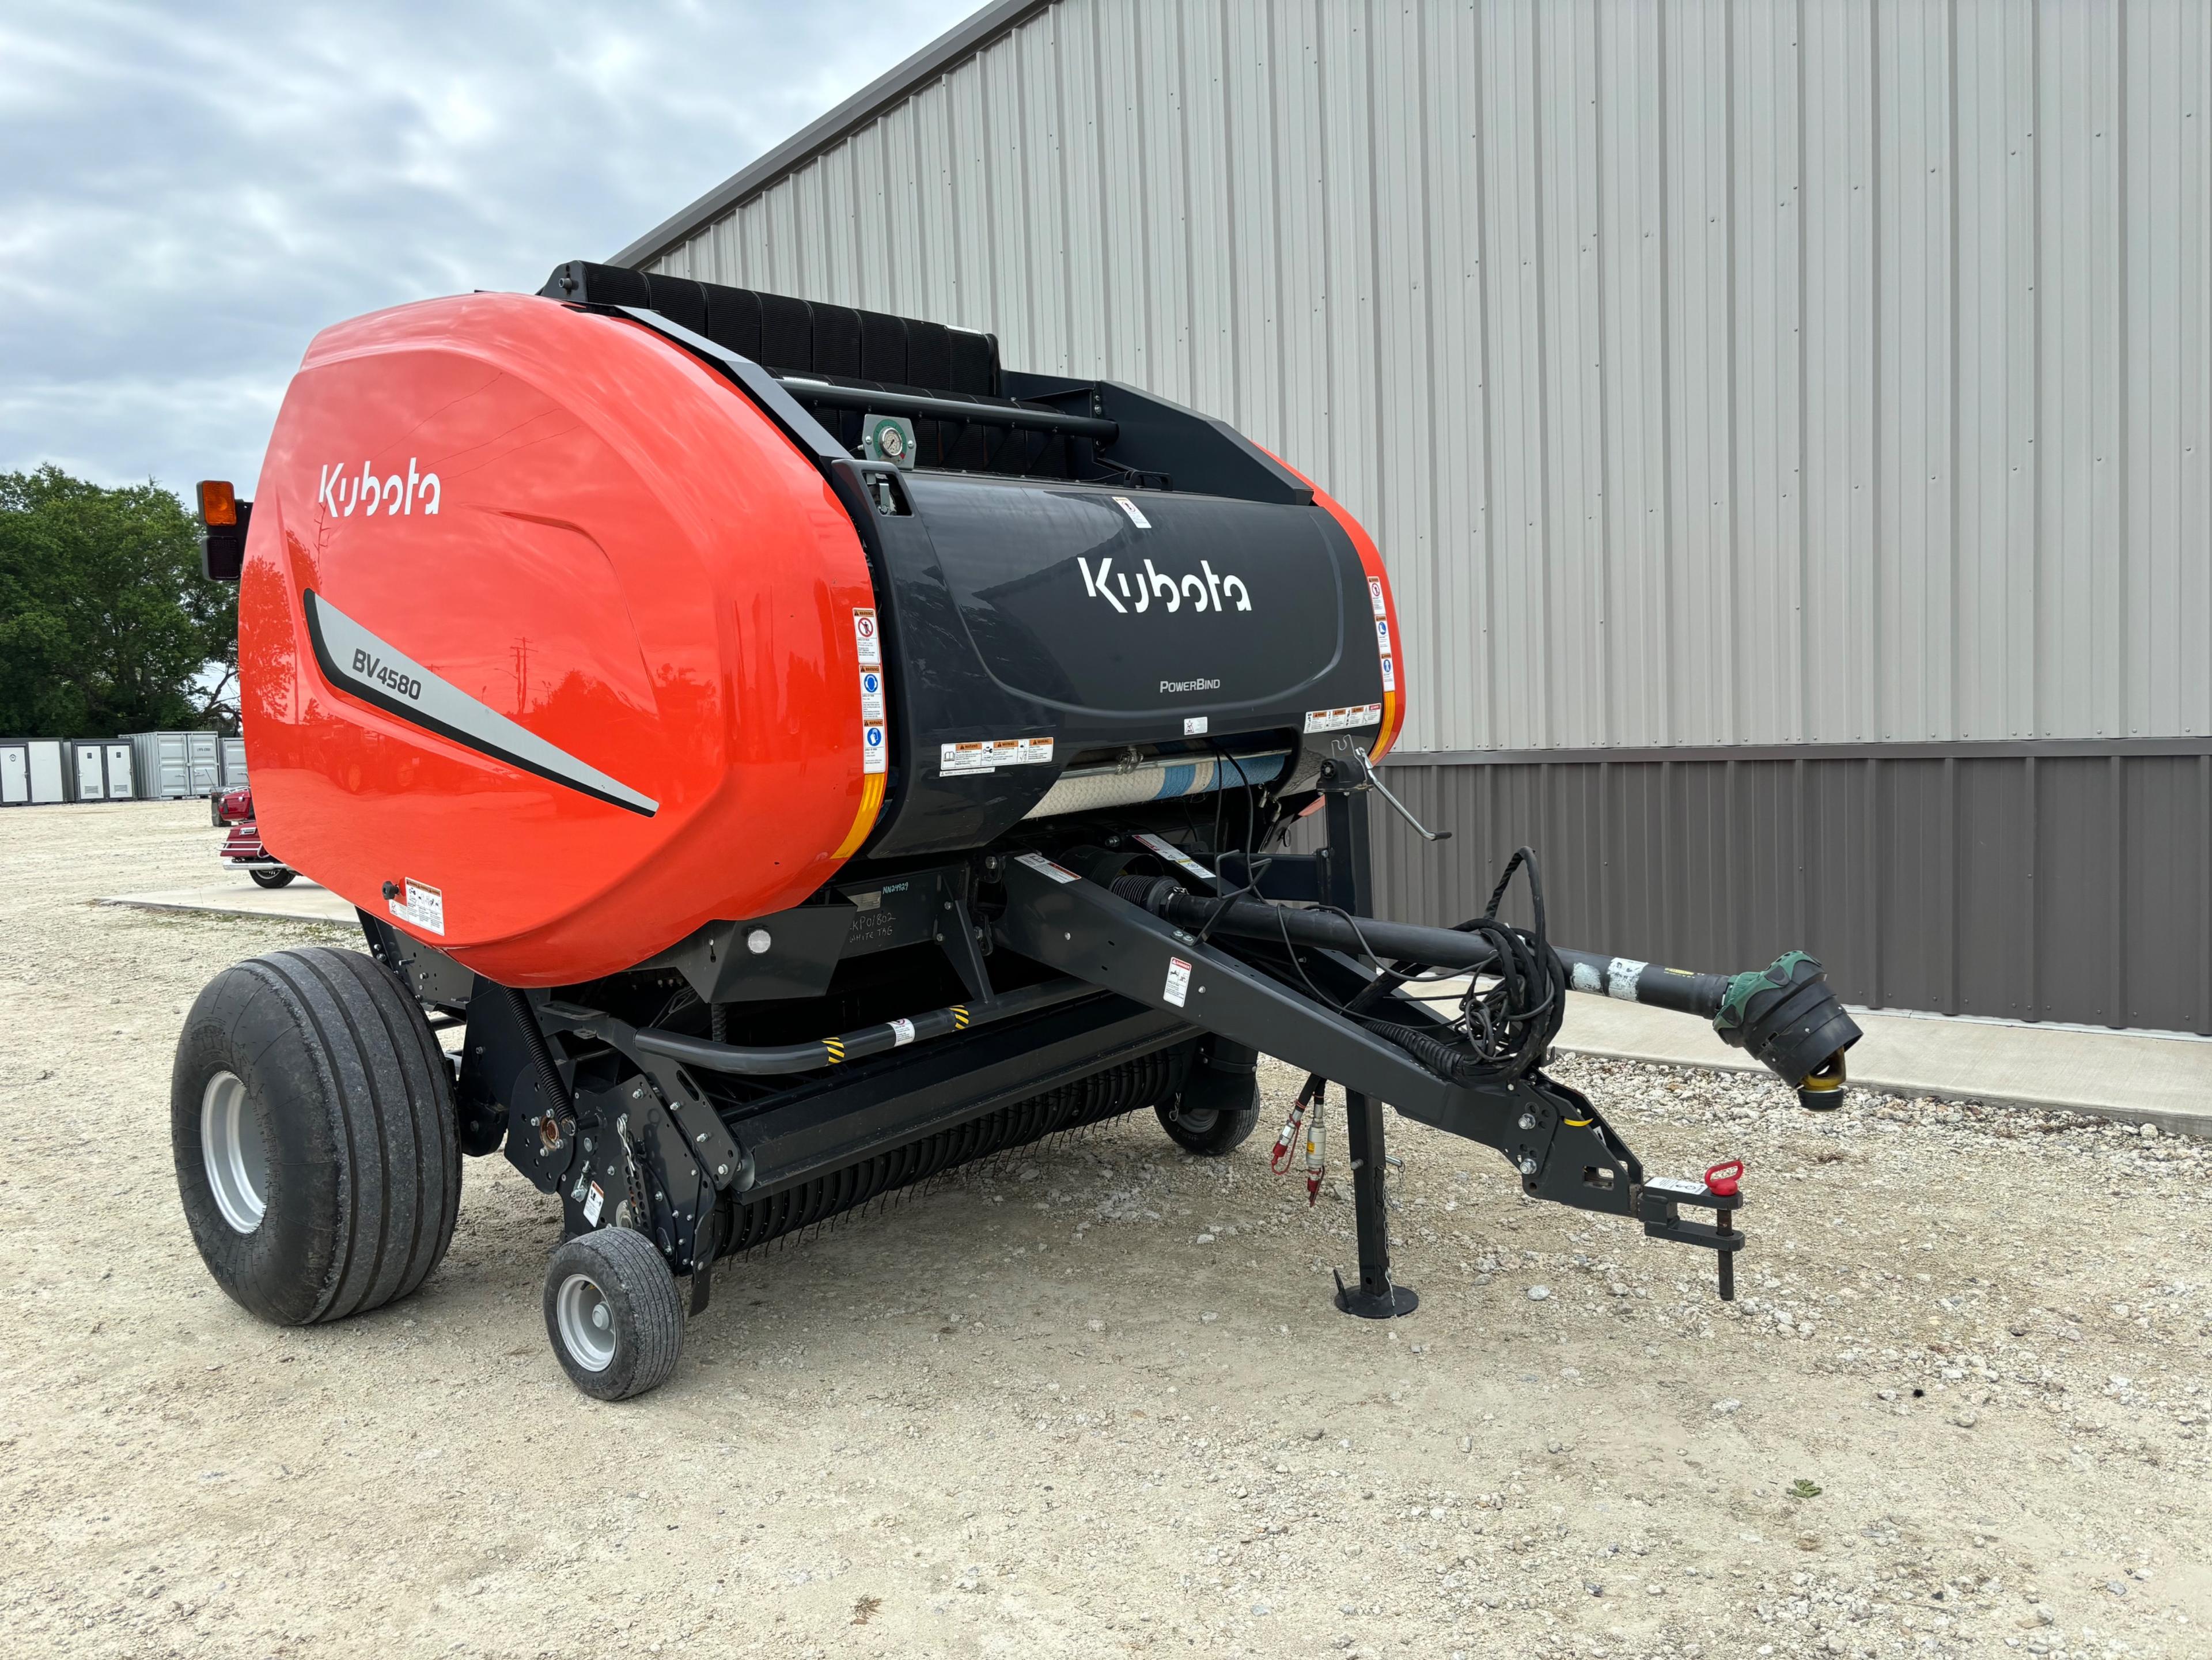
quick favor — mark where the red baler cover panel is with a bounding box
[239,292,884,985]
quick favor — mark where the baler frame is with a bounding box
[359,751,1857,1368]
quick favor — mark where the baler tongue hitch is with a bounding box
[986,777,1859,1325]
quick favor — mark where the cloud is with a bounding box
[0,0,976,500]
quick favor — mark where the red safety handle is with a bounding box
[1704,1159,1743,1199]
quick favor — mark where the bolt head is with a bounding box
[1518,1113,1537,1130]
[1518,1156,1540,1177]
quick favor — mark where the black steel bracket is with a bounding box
[993,854,1493,1132]
[935,883,994,1003]
[557,1076,718,1275]
[535,1000,749,1196]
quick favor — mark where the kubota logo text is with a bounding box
[319,459,441,517]
[1078,555,1251,615]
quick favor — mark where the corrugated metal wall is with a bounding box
[1339,743,2212,1035]
[649,0,2212,757]
[633,0,2211,1028]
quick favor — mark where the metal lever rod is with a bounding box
[1334,746,1450,842]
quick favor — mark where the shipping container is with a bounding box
[125,730,222,799]
[188,731,219,795]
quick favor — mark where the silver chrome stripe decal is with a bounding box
[302,591,658,815]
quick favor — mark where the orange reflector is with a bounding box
[197,480,237,527]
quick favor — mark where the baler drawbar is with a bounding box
[172,262,1859,1398]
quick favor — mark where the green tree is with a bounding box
[0,466,238,738]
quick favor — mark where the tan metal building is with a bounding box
[613,0,2212,1031]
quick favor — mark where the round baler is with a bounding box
[175,264,1859,1398]
[241,290,895,985]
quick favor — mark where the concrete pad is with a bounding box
[101,876,357,927]
[1550,990,2212,1137]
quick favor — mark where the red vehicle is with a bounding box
[211,786,293,888]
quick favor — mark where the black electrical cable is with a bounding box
[1165,842,1567,1087]
[1192,742,1271,943]
[1361,846,1566,1086]
[1138,761,1566,1091]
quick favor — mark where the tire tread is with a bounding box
[544,1227,684,1400]
[190,946,460,1324]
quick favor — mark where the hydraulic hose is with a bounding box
[635,978,1095,1077]
[1109,874,1860,1095]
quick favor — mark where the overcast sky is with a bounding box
[0,1,975,502]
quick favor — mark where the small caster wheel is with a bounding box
[1156,1039,1260,1155]
[543,1227,684,1400]
[1156,1087,1260,1155]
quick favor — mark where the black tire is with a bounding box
[1157,1043,1262,1155]
[248,866,296,889]
[171,947,460,1325]
[543,1227,685,1401]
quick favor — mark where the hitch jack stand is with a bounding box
[1320,772,1418,1320]
[1335,1088,1418,1318]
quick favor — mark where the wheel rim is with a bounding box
[199,1070,268,1233]
[556,1273,618,1372]
[1172,1105,1221,1135]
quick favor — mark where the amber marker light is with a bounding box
[197,480,238,526]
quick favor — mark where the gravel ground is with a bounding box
[3,800,2209,1660]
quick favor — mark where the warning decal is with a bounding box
[1368,577,1387,618]
[853,607,881,667]
[1134,831,1214,885]
[940,737,1055,776]
[1113,495,1152,530]
[1162,955,1192,1009]
[862,723,888,773]
[388,877,445,936]
[1013,851,1081,885]
[1302,704,1384,734]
